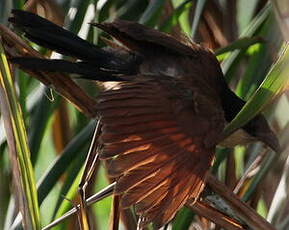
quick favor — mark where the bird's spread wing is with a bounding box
[98,79,225,227]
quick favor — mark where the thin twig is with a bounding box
[41,173,278,230]
[42,183,115,230]
[109,195,120,230]
[42,181,245,230]
[187,201,245,230]
[79,120,101,189]
[78,120,101,229]
[233,149,267,194]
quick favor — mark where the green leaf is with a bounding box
[236,13,282,100]
[37,121,94,204]
[215,36,264,56]
[54,166,84,220]
[172,207,194,230]
[0,42,40,229]
[159,0,192,32]
[222,4,271,79]
[51,148,87,219]
[223,42,289,138]
[68,0,94,33]
[29,87,61,165]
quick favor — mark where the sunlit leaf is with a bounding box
[222,4,271,79]
[37,121,94,204]
[223,42,289,138]
[0,42,40,229]
[215,36,264,56]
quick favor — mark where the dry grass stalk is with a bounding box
[207,174,276,230]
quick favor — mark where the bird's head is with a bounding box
[243,114,280,153]
[219,114,280,152]
[218,82,280,153]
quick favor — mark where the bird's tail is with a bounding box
[8,10,138,81]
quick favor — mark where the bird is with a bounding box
[9,10,279,228]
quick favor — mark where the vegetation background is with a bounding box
[0,0,289,229]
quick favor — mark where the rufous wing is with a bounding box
[98,79,224,227]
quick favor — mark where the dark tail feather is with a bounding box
[8,10,132,71]
[10,57,127,81]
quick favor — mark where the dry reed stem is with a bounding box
[207,174,276,230]
[187,201,245,230]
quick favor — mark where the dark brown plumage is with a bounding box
[98,80,223,227]
[92,20,228,227]
[8,10,279,228]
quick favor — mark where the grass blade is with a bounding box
[42,183,115,230]
[222,42,289,138]
[11,121,94,229]
[221,4,271,79]
[159,0,192,32]
[29,87,61,165]
[139,0,166,26]
[37,121,94,204]
[215,36,264,56]
[191,0,207,39]
[0,42,40,229]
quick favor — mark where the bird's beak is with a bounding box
[258,131,281,153]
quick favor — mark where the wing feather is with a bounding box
[101,113,167,125]
[100,129,179,159]
[132,161,193,212]
[108,138,188,176]
[98,80,224,226]
[115,147,191,194]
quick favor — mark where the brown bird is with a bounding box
[9,10,279,228]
